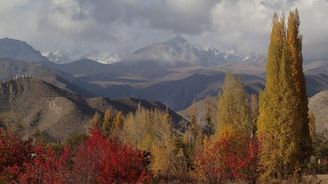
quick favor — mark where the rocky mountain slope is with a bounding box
[0,78,187,141]
[0,59,93,96]
[309,90,328,135]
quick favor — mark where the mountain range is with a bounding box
[0,35,327,141]
[0,36,327,111]
[0,38,48,62]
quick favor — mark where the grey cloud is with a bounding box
[0,0,327,60]
[73,0,220,34]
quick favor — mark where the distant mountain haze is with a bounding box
[41,51,72,64]
[0,36,327,112]
[0,38,48,62]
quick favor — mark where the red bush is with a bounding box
[195,131,259,183]
[1,128,150,184]
[17,145,72,184]
[71,129,150,183]
[0,129,32,182]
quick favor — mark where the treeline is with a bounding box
[0,9,327,183]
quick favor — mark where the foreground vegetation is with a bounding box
[1,9,328,184]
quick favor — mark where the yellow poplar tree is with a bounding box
[287,9,312,160]
[215,73,252,137]
[257,11,311,181]
[122,108,180,176]
[183,104,203,169]
[111,111,124,136]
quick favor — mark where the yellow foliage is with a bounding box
[257,10,311,182]
[216,73,252,136]
[121,108,180,176]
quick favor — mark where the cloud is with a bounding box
[0,0,327,60]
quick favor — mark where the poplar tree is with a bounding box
[215,73,252,136]
[287,9,312,160]
[183,104,203,168]
[257,11,311,181]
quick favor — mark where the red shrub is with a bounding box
[71,129,150,184]
[195,131,259,183]
[0,129,32,182]
[17,145,72,184]
[0,128,150,184]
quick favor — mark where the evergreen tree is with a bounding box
[215,73,252,136]
[257,11,311,181]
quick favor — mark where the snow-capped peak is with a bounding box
[84,52,122,64]
[224,49,237,56]
[165,35,192,51]
[242,52,265,63]
[41,51,72,64]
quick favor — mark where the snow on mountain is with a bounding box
[84,52,122,64]
[128,35,250,65]
[41,51,72,64]
[242,52,266,63]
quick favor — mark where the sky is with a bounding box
[0,0,327,60]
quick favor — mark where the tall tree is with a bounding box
[215,73,252,136]
[150,111,179,176]
[122,108,181,176]
[183,104,203,169]
[257,11,311,181]
[287,9,312,160]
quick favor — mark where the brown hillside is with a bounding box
[0,77,187,141]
